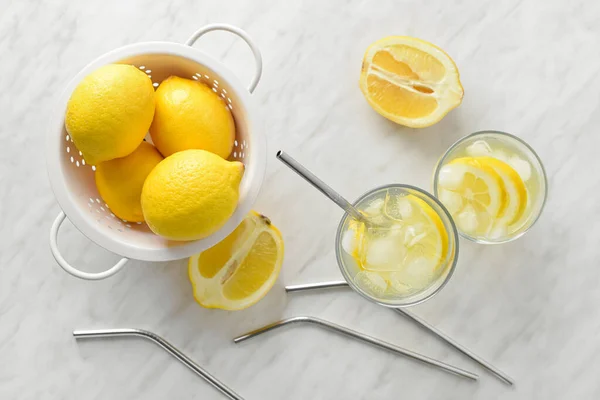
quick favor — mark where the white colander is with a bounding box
[47,24,265,280]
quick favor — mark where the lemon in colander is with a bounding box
[65,64,155,164]
[94,141,163,223]
[150,76,235,159]
[141,149,244,241]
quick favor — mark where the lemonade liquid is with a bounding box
[341,187,452,300]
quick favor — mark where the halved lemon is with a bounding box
[437,158,506,235]
[188,212,284,310]
[359,36,464,128]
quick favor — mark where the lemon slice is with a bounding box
[476,157,527,231]
[402,196,449,270]
[359,36,464,128]
[383,193,448,260]
[437,158,506,235]
[379,194,448,286]
[188,212,284,310]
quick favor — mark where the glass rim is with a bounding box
[335,183,460,308]
[433,130,549,244]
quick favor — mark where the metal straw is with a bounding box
[234,316,477,381]
[73,328,244,400]
[276,151,368,223]
[285,281,514,386]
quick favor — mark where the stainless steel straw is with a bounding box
[73,328,244,400]
[276,151,368,223]
[285,281,514,386]
[234,316,477,381]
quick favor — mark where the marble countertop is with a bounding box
[2,0,599,398]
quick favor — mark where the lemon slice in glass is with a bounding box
[475,156,528,238]
[381,193,449,292]
[402,195,449,270]
[437,157,506,235]
[476,157,527,224]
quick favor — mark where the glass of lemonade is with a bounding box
[433,131,547,243]
[335,184,459,307]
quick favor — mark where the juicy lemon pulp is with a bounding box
[222,231,279,300]
[188,212,284,310]
[437,156,527,238]
[359,36,464,128]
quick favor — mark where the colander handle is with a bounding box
[185,24,263,93]
[50,212,129,280]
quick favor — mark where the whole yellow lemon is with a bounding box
[65,64,155,164]
[95,141,164,222]
[150,76,235,159]
[141,149,244,241]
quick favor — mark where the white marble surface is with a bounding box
[1,0,599,398]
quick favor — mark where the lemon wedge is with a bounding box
[437,158,506,235]
[359,36,464,128]
[188,212,284,310]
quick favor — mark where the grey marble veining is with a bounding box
[1,0,600,398]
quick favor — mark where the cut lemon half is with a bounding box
[188,212,284,310]
[359,36,464,128]
[437,158,506,235]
